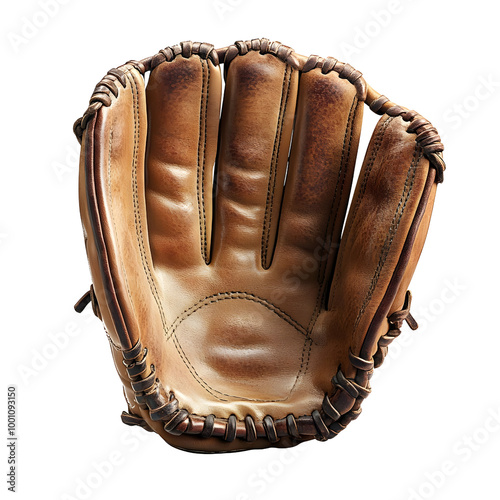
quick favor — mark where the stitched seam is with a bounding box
[353,145,422,331]
[129,68,222,399]
[171,333,227,402]
[196,59,203,261]
[304,98,359,385]
[164,291,308,342]
[106,331,122,351]
[196,58,209,262]
[261,66,292,268]
[307,97,358,332]
[317,97,357,289]
[286,337,313,395]
[322,98,359,279]
[129,72,213,399]
[329,115,393,307]
[165,291,309,402]
[172,332,295,402]
[202,60,210,262]
[349,116,393,224]
[107,130,136,328]
[128,73,168,335]
[168,291,308,402]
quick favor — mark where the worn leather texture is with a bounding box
[74,39,445,453]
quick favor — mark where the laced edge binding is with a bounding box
[72,38,445,182]
[76,288,417,443]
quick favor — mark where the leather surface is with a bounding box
[76,40,444,452]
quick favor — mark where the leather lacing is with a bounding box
[73,66,129,144]
[74,287,417,443]
[301,53,367,101]
[106,290,419,444]
[73,38,445,181]
[74,284,101,320]
[369,96,445,183]
[374,290,418,368]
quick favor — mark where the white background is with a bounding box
[1,0,499,499]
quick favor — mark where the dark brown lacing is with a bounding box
[374,290,418,368]
[217,38,299,74]
[73,38,445,181]
[368,96,445,183]
[74,38,444,444]
[74,284,101,319]
[110,290,419,443]
[73,42,219,145]
[301,54,367,101]
[73,66,129,144]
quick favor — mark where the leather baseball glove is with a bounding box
[74,38,445,453]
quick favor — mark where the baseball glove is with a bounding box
[74,38,445,453]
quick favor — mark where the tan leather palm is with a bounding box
[74,39,445,452]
